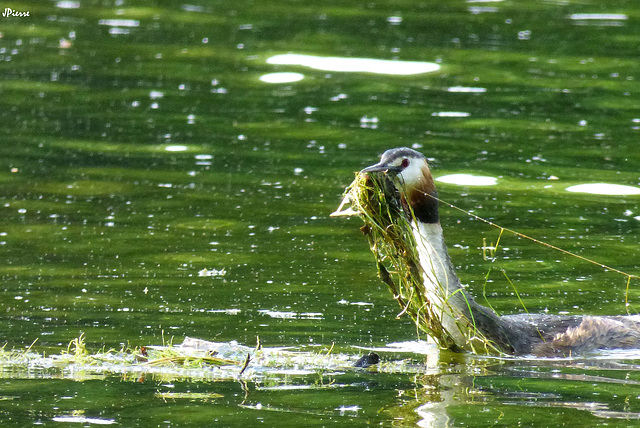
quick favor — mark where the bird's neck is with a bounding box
[399,169,519,353]
[403,173,461,301]
[411,211,514,353]
[412,221,465,321]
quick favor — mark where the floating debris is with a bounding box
[0,335,427,383]
[198,268,227,277]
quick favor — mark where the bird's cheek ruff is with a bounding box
[394,165,440,224]
[409,188,440,224]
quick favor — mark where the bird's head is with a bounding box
[361,147,439,223]
[361,147,432,191]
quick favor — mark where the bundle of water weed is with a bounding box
[333,173,501,354]
[0,336,401,382]
[0,335,243,378]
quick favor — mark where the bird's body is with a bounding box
[359,147,640,357]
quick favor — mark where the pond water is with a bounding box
[1,0,640,425]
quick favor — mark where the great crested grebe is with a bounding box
[359,147,640,357]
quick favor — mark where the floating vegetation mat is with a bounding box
[0,335,433,383]
[332,173,502,355]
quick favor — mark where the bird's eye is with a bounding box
[401,158,410,168]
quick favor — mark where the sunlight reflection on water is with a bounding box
[565,183,640,195]
[431,111,471,117]
[568,13,628,20]
[447,86,487,93]
[356,340,436,355]
[259,72,305,83]
[53,416,116,425]
[436,174,498,186]
[55,0,80,8]
[266,54,440,75]
[165,145,188,152]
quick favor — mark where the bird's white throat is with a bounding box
[412,220,467,344]
[412,222,454,291]
[398,159,428,187]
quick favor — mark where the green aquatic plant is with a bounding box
[333,172,502,355]
[0,336,402,382]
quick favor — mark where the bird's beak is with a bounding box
[361,162,400,174]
